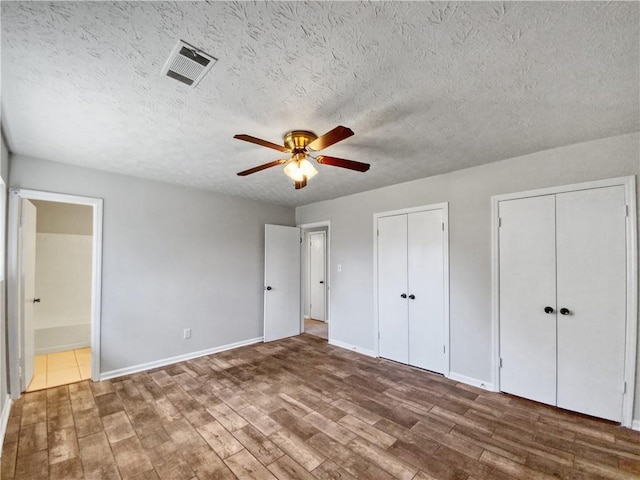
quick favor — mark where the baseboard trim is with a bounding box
[328,339,376,358]
[632,419,640,431]
[100,337,263,381]
[36,341,91,356]
[0,395,13,458]
[448,371,496,392]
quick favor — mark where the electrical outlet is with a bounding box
[183,328,191,339]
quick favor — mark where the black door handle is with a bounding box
[544,306,554,314]
[408,294,415,300]
[559,308,570,315]
[33,298,41,303]
[400,293,407,298]
[266,286,272,291]
[319,281,324,284]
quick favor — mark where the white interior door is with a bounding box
[556,186,626,421]
[309,232,326,321]
[408,210,445,374]
[21,199,37,391]
[499,195,557,406]
[264,224,301,342]
[378,214,409,364]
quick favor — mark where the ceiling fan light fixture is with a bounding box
[234,125,369,190]
[284,158,318,182]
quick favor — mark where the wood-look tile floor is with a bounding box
[304,319,328,340]
[2,334,639,480]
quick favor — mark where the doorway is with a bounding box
[299,222,330,341]
[8,189,103,397]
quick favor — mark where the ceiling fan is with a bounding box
[234,126,370,189]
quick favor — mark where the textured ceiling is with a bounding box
[2,1,638,207]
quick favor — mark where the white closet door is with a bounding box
[408,210,445,374]
[499,195,557,406]
[556,186,626,421]
[378,214,409,364]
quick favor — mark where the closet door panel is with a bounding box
[556,186,626,422]
[378,214,409,364]
[499,195,557,406]
[408,210,446,374]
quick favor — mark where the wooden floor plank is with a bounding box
[1,334,639,479]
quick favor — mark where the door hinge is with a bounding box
[442,222,444,231]
[623,381,627,394]
[443,345,446,354]
[499,358,503,368]
[377,229,379,237]
[498,218,502,227]
[625,205,629,217]
[378,331,380,339]
[300,237,303,244]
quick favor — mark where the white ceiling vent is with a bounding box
[161,40,217,88]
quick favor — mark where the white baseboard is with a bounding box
[0,395,13,458]
[36,341,91,356]
[448,371,496,392]
[632,419,640,431]
[328,339,376,358]
[303,315,311,320]
[100,337,263,381]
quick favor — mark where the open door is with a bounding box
[264,224,301,342]
[20,199,37,391]
[309,232,326,321]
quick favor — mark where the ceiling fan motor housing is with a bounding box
[283,130,317,152]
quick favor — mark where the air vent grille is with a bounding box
[161,41,217,88]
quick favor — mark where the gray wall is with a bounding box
[0,131,8,423]
[296,132,640,421]
[10,154,294,374]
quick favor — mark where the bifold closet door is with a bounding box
[499,195,557,406]
[378,214,409,364]
[556,186,626,421]
[408,210,445,374]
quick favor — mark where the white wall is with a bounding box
[10,154,295,374]
[35,233,92,329]
[34,233,92,354]
[296,132,640,421]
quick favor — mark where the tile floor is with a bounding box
[304,318,328,340]
[26,348,91,392]
[3,334,640,479]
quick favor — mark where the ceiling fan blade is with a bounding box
[237,159,288,176]
[234,134,290,153]
[316,155,370,172]
[307,126,354,151]
[294,177,307,190]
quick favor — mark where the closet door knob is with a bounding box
[33,298,41,303]
[544,306,554,314]
[408,294,415,300]
[265,286,273,291]
[400,293,407,298]
[559,308,571,315]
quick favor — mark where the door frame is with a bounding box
[307,231,327,322]
[7,188,103,397]
[297,221,331,340]
[373,203,450,374]
[491,175,637,427]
